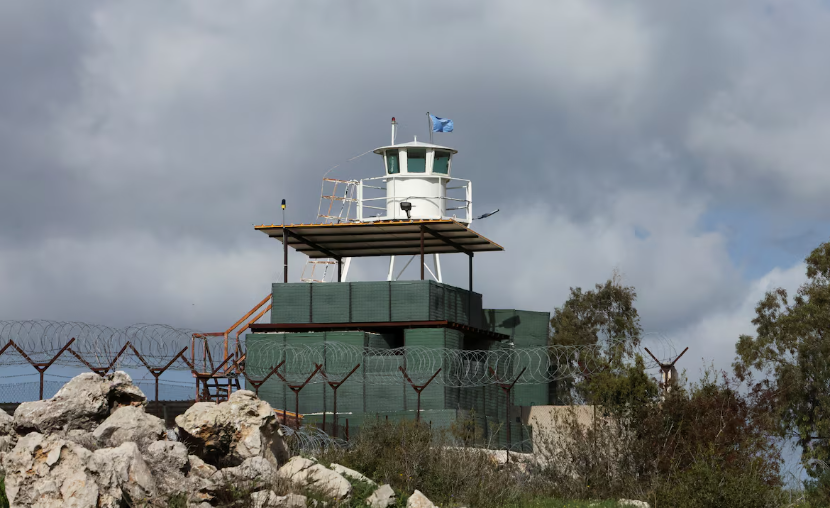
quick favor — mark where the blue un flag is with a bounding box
[429,114,453,133]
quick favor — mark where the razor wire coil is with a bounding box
[0,320,678,388]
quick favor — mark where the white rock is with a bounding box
[188,454,218,479]
[88,442,157,506]
[251,489,281,508]
[367,484,396,508]
[277,455,316,480]
[301,464,352,500]
[2,432,98,508]
[619,500,650,508]
[331,462,376,486]
[407,489,437,508]
[0,407,15,474]
[143,441,191,496]
[13,372,146,435]
[175,389,288,469]
[274,493,310,508]
[220,456,275,484]
[92,405,166,447]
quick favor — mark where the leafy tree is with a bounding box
[550,270,644,403]
[550,270,641,355]
[734,240,830,482]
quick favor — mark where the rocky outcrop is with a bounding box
[220,456,275,484]
[92,405,166,447]
[2,432,98,508]
[277,456,352,500]
[0,407,16,472]
[87,442,157,506]
[175,389,289,469]
[302,463,352,500]
[0,371,398,508]
[367,484,396,508]
[250,491,309,508]
[407,489,437,508]
[331,462,376,486]
[13,372,146,435]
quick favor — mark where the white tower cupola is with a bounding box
[357,118,470,224]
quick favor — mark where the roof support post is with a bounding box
[468,252,474,308]
[337,257,343,282]
[420,224,425,281]
[283,226,288,283]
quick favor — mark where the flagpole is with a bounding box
[427,112,433,144]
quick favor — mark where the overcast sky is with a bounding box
[1,0,828,377]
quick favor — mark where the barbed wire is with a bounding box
[0,320,679,389]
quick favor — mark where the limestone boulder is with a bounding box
[175,389,288,468]
[13,371,146,435]
[219,456,274,486]
[251,489,281,508]
[298,464,352,500]
[185,453,221,503]
[2,432,98,508]
[92,405,165,447]
[407,490,437,508]
[274,493,310,508]
[0,407,16,472]
[87,442,157,507]
[188,454,218,480]
[331,462,376,486]
[142,441,192,497]
[619,500,651,508]
[276,456,351,500]
[367,484,396,508]
[276,455,315,481]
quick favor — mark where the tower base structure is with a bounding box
[245,280,550,451]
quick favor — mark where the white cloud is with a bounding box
[0,233,300,330]
[667,261,807,379]
[464,188,743,333]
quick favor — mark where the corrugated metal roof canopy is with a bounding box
[254,219,503,258]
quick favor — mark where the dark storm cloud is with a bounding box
[0,0,826,337]
[0,1,103,246]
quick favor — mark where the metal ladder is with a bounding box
[301,178,358,283]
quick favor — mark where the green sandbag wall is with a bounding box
[484,309,551,407]
[403,328,463,412]
[271,281,483,326]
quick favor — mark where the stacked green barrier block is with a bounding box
[323,331,366,414]
[272,281,484,326]
[245,333,287,411]
[282,332,325,415]
[312,284,350,323]
[391,281,432,321]
[271,283,311,323]
[365,354,405,414]
[512,310,550,406]
[404,328,463,412]
[429,282,448,321]
[351,282,391,322]
[483,309,551,407]
[367,332,396,350]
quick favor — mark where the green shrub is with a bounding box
[0,475,8,508]
[320,419,521,508]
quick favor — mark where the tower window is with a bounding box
[434,150,450,174]
[386,150,400,174]
[407,149,426,173]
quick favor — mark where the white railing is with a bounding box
[357,176,473,223]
